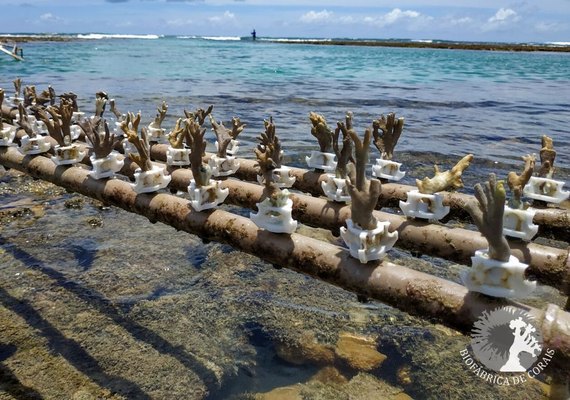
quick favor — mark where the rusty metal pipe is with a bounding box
[147,144,570,236]
[1,146,569,373]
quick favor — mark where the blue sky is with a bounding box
[2,0,569,42]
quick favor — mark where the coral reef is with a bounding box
[372,112,404,161]
[507,154,535,209]
[416,154,473,194]
[120,112,153,172]
[464,173,510,262]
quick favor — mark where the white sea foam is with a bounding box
[77,34,161,40]
[201,36,241,41]
[265,38,332,43]
[412,39,433,43]
[546,41,570,46]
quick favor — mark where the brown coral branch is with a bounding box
[372,112,404,160]
[13,78,22,98]
[0,89,4,130]
[95,92,108,117]
[464,173,511,262]
[539,135,556,178]
[168,118,191,149]
[507,154,535,209]
[38,107,66,146]
[309,112,333,152]
[80,117,118,159]
[121,112,153,172]
[256,117,282,169]
[416,154,474,194]
[17,104,35,137]
[153,101,168,127]
[23,86,36,108]
[334,112,355,179]
[210,115,246,157]
[36,86,55,107]
[109,99,123,120]
[186,118,210,187]
[184,105,214,126]
[347,127,372,191]
[59,92,78,112]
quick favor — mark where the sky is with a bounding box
[1,0,569,43]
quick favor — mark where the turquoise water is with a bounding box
[1,36,569,173]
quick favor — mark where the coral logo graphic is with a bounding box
[471,307,542,372]
[460,306,555,386]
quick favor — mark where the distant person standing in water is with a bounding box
[251,29,256,41]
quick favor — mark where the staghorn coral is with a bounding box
[23,85,37,108]
[184,105,214,126]
[255,117,283,202]
[168,118,191,149]
[346,127,381,230]
[95,92,108,117]
[121,112,153,172]
[152,101,168,128]
[39,100,74,147]
[309,112,333,152]
[0,89,4,130]
[372,112,404,161]
[17,104,35,137]
[507,154,535,209]
[334,112,355,179]
[186,118,211,187]
[13,78,22,99]
[210,115,246,157]
[109,99,124,121]
[80,117,118,159]
[36,86,56,107]
[59,92,79,112]
[416,154,473,194]
[538,135,556,179]
[465,173,511,262]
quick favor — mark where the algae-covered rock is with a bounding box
[335,332,386,371]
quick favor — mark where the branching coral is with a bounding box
[59,92,79,112]
[334,112,355,179]
[17,104,35,137]
[210,115,246,157]
[186,118,211,187]
[309,112,333,152]
[80,117,118,159]
[39,100,74,147]
[184,105,214,126]
[168,118,191,149]
[507,154,535,209]
[152,101,168,128]
[0,89,4,130]
[95,92,108,117]
[372,112,404,161]
[346,127,381,230]
[465,173,511,262]
[13,78,22,99]
[416,154,473,194]
[538,135,556,178]
[121,112,153,172]
[23,86,37,108]
[109,99,123,121]
[36,86,56,107]
[255,117,282,202]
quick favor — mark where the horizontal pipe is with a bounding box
[156,163,570,293]
[148,144,570,236]
[1,146,569,373]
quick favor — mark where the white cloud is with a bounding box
[300,9,334,23]
[364,8,432,28]
[488,8,519,23]
[208,10,235,23]
[39,12,62,22]
[449,16,473,26]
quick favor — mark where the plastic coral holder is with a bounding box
[321,175,351,203]
[188,179,229,211]
[256,166,296,188]
[461,249,535,298]
[305,151,337,172]
[18,135,51,155]
[208,155,240,177]
[250,191,298,234]
[52,144,87,166]
[503,206,538,241]
[523,177,569,204]
[340,219,398,264]
[131,164,171,194]
[371,156,405,181]
[89,152,124,180]
[215,139,240,156]
[166,146,191,166]
[0,125,17,146]
[399,190,450,220]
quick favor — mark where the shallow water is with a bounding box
[0,37,569,399]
